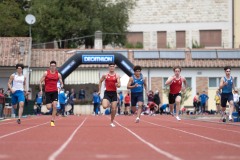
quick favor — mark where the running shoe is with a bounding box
[229,115,233,122]
[110,123,116,127]
[135,117,140,123]
[17,119,21,124]
[176,116,181,121]
[50,121,55,127]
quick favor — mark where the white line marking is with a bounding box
[114,121,183,160]
[143,120,240,148]
[155,117,240,134]
[48,117,87,160]
[0,117,41,126]
[0,122,49,139]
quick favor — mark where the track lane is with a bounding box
[115,115,240,160]
[56,115,181,160]
[0,116,86,160]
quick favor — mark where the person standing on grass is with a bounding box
[165,66,187,121]
[98,63,121,127]
[127,65,147,123]
[8,64,26,124]
[218,66,236,122]
[40,61,63,127]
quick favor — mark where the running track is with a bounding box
[0,115,240,160]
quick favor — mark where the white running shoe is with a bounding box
[229,115,233,122]
[110,123,116,127]
[176,116,181,121]
[135,117,140,123]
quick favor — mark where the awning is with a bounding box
[30,69,100,85]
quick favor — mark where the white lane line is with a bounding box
[48,117,87,160]
[0,117,41,126]
[143,120,240,148]
[114,121,183,160]
[154,117,240,134]
[0,121,49,139]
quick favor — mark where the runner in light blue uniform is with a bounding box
[219,66,236,122]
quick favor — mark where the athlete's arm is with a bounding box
[165,76,174,85]
[39,71,47,92]
[219,77,225,90]
[23,76,27,91]
[8,74,14,93]
[127,77,136,89]
[182,77,187,91]
[58,73,64,88]
[98,74,106,94]
[232,77,237,91]
[143,77,148,93]
[116,74,121,88]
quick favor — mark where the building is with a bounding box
[127,0,239,49]
[0,0,240,111]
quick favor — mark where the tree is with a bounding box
[0,0,28,36]
[0,0,136,48]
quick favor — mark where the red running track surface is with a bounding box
[0,115,240,160]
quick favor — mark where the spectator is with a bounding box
[233,90,239,112]
[147,90,154,102]
[153,90,161,113]
[214,90,221,114]
[0,88,5,118]
[159,104,169,115]
[199,90,209,114]
[124,92,131,115]
[79,88,85,100]
[59,89,66,117]
[92,90,101,115]
[68,92,75,115]
[147,101,158,116]
[35,91,43,115]
[69,88,76,99]
[193,92,200,114]
[119,91,124,113]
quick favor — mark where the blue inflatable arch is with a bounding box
[58,52,134,80]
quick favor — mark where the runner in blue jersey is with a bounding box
[219,66,236,122]
[127,65,147,123]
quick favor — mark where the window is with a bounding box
[163,77,168,88]
[157,31,167,48]
[208,77,237,87]
[176,31,186,48]
[200,30,221,47]
[209,77,237,87]
[126,32,143,46]
[185,77,192,88]
[209,77,221,87]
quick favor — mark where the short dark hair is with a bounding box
[50,61,57,65]
[224,66,231,71]
[173,66,181,71]
[108,63,115,66]
[133,65,142,72]
[16,63,24,69]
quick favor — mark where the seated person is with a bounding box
[160,104,169,114]
[147,101,158,116]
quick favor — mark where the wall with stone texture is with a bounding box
[128,0,232,49]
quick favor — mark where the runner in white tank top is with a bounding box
[8,64,26,124]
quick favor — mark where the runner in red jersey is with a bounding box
[165,66,187,121]
[40,61,63,127]
[98,63,120,127]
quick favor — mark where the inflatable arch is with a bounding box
[58,52,134,80]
